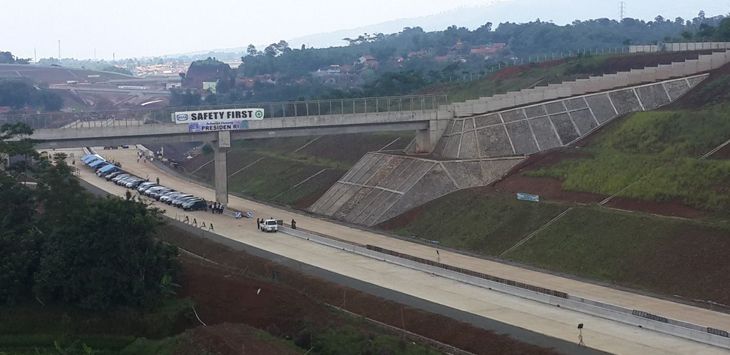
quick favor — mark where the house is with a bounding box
[314,64,342,77]
[470,43,507,57]
[407,50,428,58]
[356,55,379,69]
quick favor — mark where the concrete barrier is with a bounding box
[458,48,729,119]
[282,228,730,350]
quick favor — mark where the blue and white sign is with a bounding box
[173,108,264,125]
[188,120,249,132]
[516,192,540,202]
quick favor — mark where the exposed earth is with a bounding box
[161,224,560,355]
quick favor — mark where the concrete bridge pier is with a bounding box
[213,130,231,205]
[414,128,433,153]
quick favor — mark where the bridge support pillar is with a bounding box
[213,131,231,205]
[414,129,433,153]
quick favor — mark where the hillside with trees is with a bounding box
[175,12,729,105]
[0,79,63,111]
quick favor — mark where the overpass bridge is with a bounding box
[8,46,730,208]
[8,95,450,204]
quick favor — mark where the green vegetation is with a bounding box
[0,298,193,354]
[504,207,730,304]
[438,58,583,103]
[186,133,411,207]
[309,325,440,355]
[102,66,133,76]
[387,191,565,256]
[528,108,730,213]
[0,51,30,64]
[0,80,62,111]
[170,13,726,104]
[0,123,178,310]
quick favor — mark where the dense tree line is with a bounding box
[0,80,63,111]
[239,12,725,79]
[0,51,30,64]
[181,12,727,105]
[0,123,179,310]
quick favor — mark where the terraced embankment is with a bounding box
[309,153,523,226]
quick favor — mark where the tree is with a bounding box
[0,51,30,64]
[246,44,258,57]
[33,196,178,310]
[0,123,179,310]
[0,123,39,304]
[715,18,730,41]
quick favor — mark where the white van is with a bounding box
[261,218,279,233]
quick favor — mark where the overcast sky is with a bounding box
[2,0,727,60]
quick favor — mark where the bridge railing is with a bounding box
[0,94,448,130]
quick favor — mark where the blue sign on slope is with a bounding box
[516,192,540,202]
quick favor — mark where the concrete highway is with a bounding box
[66,147,730,354]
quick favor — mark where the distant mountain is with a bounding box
[285,0,721,49]
[170,0,723,58]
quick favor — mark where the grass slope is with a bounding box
[183,132,412,208]
[382,72,730,303]
[528,107,730,214]
[382,190,566,256]
[504,207,730,305]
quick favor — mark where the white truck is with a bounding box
[260,218,279,233]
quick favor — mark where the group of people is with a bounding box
[182,216,214,231]
[209,202,224,214]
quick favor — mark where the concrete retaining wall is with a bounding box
[630,42,730,53]
[435,74,707,159]
[453,50,729,117]
[309,152,524,226]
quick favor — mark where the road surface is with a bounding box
[67,147,729,354]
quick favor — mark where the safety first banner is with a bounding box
[173,108,264,125]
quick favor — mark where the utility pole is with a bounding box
[619,1,626,21]
[34,48,37,63]
[57,40,61,60]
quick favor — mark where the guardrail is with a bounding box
[279,227,730,350]
[0,94,448,130]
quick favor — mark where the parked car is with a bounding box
[160,192,188,204]
[260,218,279,233]
[97,164,119,177]
[112,174,129,184]
[105,171,124,181]
[137,182,157,193]
[143,186,167,197]
[173,195,200,208]
[125,178,145,189]
[149,188,174,200]
[182,198,207,211]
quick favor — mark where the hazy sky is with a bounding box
[2,0,727,60]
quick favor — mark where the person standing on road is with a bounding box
[156,177,160,185]
[291,219,296,230]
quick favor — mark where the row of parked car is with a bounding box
[81,153,208,211]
